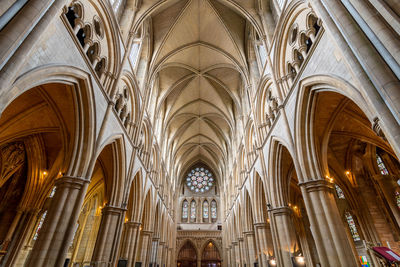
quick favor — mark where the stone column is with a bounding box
[238,237,246,266]
[139,230,153,266]
[91,205,126,267]
[119,221,141,266]
[254,222,273,266]
[226,247,231,267]
[233,241,240,266]
[269,206,297,267]
[244,231,257,266]
[149,237,159,266]
[27,176,89,266]
[299,179,358,267]
[197,253,201,267]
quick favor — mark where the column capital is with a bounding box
[55,176,89,189]
[243,230,255,236]
[102,205,127,215]
[125,221,141,228]
[253,222,269,229]
[142,230,153,235]
[298,179,334,192]
[269,206,291,215]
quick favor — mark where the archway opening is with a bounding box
[312,91,400,263]
[66,144,114,265]
[201,241,221,267]
[0,83,78,265]
[177,241,197,267]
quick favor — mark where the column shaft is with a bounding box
[91,205,126,266]
[300,179,358,267]
[27,176,89,266]
[269,207,297,267]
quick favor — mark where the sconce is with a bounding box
[291,255,306,267]
[268,258,277,267]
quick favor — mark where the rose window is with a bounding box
[186,167,214,193]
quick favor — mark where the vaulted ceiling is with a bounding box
[137,0,262,186]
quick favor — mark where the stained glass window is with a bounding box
[376,154,389,175]
[182,200,188,222]
[396,191,400,209]
[211,200,217,222]
[49,186,56,198]
[345,211,360,241]
[190,200,196,222]
[33,211,47,241]
[186,167,214,193]
[203,201,209,222]
[335,184,345,199]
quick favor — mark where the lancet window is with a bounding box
[376,154,389,175]
[203,200,209,222]
[190,200,196,222]
[182,200,188,222]
[345,211,361,242]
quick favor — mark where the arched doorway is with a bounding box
[201,241,221,267]
[177,241,197,267]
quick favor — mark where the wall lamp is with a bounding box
[268,258,277,267]
[291,255,306,267]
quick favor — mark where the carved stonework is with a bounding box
[176,230,222,258]
[372,117,387,141]
[0,142,25,185]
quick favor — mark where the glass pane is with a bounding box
[182,200,188,219]
[203,201,209,219]
[396,191,400,209]
[211,200,217,219]
[33,211,47,241]
[376,154,389,175]
[335,184,345,199]
[345,212,360,241]
[186,166,214,193]
[190,201,196,221]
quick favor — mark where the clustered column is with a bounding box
[119,221,141,266]
[299,179,358,267]
[91,205,126,266]
[269,206,297,267]
[27,176,89,266]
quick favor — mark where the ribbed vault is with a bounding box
[141,0,260,187]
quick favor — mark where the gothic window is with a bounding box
[335,184,345,199]
[257,43,267,67]
[376,154,389,175]
[186,167,214,193]
[33,211,47,241]
[190,200,196,222]
[182,200,188,222]
[345,211,361,242]
[129,41,141,68]
[211,200,217,222]
[396,191,400,209]
[49,186,56,198]
[203,200,209,222]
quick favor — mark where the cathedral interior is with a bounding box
[1,0,400,266]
